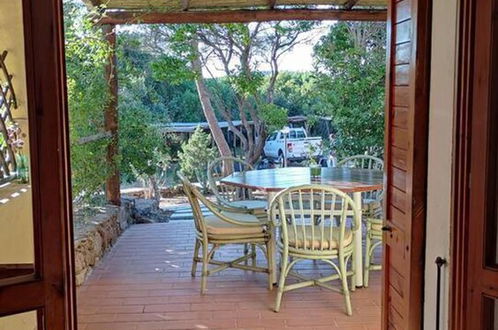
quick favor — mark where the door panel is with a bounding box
[383,0,432,328]
[0,0,76,329]
[466,0,498,326]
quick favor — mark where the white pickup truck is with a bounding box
[263,127,322,163]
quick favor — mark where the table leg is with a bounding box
[267,191,278,285]
[353,191,364,287]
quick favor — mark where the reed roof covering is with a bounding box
[90,0,386,11]
[86,0,387,24]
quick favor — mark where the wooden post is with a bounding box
[103,24,120,206]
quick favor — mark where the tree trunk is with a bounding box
[148,175,161,211]
[191,40,232,159]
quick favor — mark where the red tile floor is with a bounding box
[77,222,381,330]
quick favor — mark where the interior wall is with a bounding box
[0,0,34,264]
[0,311,37,330]
[423,0,459,328]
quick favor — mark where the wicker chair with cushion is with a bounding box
[337,155,384,170]
[270,185,360,315]
[363,192,384,288]
[337,155,384,217]
[364,217,383,288]
[207,156,267,218]
[208,156,268,262]
[178,172,274,294]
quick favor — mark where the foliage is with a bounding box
[313,22,386,158]
[64,0,110,204]
[118,103,168,182]
[149,22,319,163]
[64,2,175,205]
[131,149,172,208]
[272,72,323,117]
[259,104,288,132]
[178,127,218,191]
[63,6,386,207]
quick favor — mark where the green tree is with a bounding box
[149,22,317,163]
[314,22,386,158]
[178,127,218,191]
[64,0,110,204]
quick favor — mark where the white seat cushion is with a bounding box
[285,225,353,249]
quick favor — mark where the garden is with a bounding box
[65,0,385,218]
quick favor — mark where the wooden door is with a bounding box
[460,0,498,329]
[0,0,76,329]
[382,0,432,328]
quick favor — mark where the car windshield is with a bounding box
[296,131,306,139]
[267,132,277,141]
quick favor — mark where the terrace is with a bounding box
[77,220,382,330]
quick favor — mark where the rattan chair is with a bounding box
[208,156,267,214]
[337,155,384,170]
[178,172,274,294]
[363,196,384,288]
[270,185,360,315]
[338,155,384,213]
[208,156,268,262]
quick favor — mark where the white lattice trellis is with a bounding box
[0,50,19,183]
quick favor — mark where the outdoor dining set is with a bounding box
[177,155,384,316]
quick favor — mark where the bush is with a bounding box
[178,127,218,191]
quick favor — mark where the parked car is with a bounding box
[263,127,322,164]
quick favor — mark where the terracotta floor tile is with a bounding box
[78,222,382,329]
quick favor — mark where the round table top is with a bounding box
[220,167,384,193]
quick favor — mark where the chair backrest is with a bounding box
[270,185,360,252]
[337,155,384,170]
[207,156,254,204]
[178,172,207,237]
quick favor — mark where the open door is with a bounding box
[382,0,431,328]
[0,0,76,329]
[452,0,498,328]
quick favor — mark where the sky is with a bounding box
[119,21,335,77]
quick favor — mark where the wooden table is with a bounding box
[221,167,384,287]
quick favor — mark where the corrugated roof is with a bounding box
[155,120,251,133]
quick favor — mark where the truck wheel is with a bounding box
[278,150,285,167]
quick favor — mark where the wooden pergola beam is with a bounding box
[98,8,387,25]
[343,0,359,10]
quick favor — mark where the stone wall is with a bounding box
[74,201,133,286]
[121,185,183,199]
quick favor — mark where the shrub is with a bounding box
[178,127,218,191]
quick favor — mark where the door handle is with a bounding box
[435,257,447,330]
[381,225,393,232]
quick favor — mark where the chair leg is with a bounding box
[274,252,288,312]
[191,239,200,277]
[244,243,249,265]
[350,252,356,292]
[364,234,371,288]
[201,242,209,295]
[339,252,353,316]
[265,241,273,291]
[251,244,257,266]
